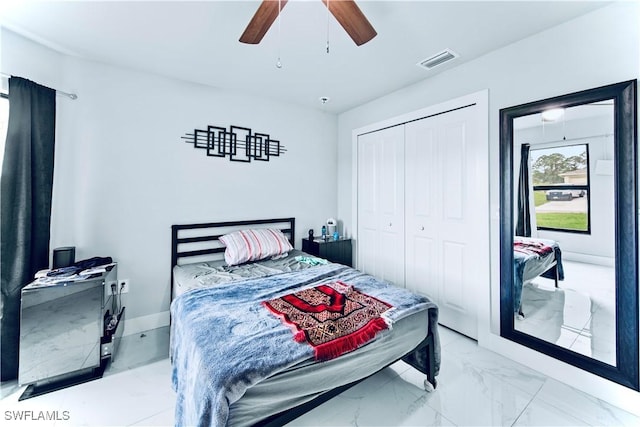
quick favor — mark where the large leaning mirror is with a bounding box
[500,80,639,390]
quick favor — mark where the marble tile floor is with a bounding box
[0,326,171,401]
[2,325,639,426]
[515,260,616,365]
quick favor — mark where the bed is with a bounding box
[513,236,564,317]
[170,217,440,427]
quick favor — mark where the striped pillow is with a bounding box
[219,229,294,266]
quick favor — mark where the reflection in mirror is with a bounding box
[512,101,615,366]
[499,80,639,391]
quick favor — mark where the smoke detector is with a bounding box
[417,49,459,70]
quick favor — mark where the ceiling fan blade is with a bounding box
[239,0,288,44]
[321,0,377,46]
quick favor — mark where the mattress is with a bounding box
[229,308,428,426]
[170,258,438,426]
[514,237,558,282]
[522,245,556,282]
[513,236,563,313]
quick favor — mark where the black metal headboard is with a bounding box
[170,217,296,295]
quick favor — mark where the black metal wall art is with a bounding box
[181,125,286,163]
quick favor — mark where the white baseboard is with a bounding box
[121,310,170,337]
[562,251,614,267]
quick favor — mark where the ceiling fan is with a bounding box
[239,0,377,46]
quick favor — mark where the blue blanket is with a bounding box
[170,263,438,427]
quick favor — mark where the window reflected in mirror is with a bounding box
[531,144,589,233]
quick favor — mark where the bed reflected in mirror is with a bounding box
[512,101,616,366]
[499,80,639,391]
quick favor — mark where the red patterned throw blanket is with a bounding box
[263,281,393,361]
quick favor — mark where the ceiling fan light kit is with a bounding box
[541,108,565,122]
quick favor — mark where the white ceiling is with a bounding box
[0,0,609,113]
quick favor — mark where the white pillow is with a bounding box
[219,228,293,266]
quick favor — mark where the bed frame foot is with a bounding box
[401,318,438,391]
[423,378,436,392]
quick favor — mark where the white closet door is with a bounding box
[357,125,405,287]
[405,105,487,339]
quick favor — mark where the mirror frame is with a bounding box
[499,80,639,391]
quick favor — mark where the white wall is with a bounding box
[2,29,339,334]
[337,2,640,414]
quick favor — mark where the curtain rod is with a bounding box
[0,72,78,100]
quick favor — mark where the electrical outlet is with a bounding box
[118,279,130,294]
[108,281,118,295]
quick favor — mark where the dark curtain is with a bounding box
[515,143,532,237]
[1,77,56,381]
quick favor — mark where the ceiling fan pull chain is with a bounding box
[276,0,283,68]
[326,0,331,54]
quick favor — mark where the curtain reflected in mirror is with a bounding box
[499,80,639,391]
[513,101,615,366]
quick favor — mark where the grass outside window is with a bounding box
[536,213,588,231]
[532,190,589,232]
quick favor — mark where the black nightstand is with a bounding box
[302,238,353,267]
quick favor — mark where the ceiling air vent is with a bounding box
[417,49,458,70]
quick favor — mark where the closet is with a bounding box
[355,95,488,339]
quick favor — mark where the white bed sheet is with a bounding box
[172,249,315,298]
